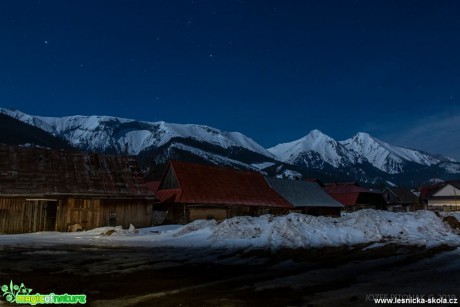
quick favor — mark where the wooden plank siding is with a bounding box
[155,203,291,224]
[0,198,58,233]
[99,199,153,229]
[56,198,154,232]
[0,197,153,234]
[0,198,25,233]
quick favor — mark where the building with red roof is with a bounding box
[323,182,385,211]
[152,161,293,224]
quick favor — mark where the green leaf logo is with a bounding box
[1,280,33,303]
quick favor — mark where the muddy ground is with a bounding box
[0,243,459,306]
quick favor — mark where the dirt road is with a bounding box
[0,244,459,306]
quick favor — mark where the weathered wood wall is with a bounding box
[100,199,153,229]
[56,198,102,231]
[0,198,58,233]
[0,197,153,233]
[156,204,291,224]
[57,198,153,231]
[0,198,25,233]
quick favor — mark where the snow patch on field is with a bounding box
[0,210,459,250]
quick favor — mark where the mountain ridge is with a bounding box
[1,108,459,186]
[269,129,457,175]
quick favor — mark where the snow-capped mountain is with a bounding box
[268,130,459,180]
[268,129,357,168]
[0,108,287,176]
[1,108,459,186]
[340,132,450,174]
[0,108,273,157]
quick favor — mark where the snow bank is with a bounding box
[203,210,460,249]
[0,210,459,250]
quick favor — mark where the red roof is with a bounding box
[156,161,293,208]
[146,181,161,193]
[323,182,381,206]
[326,193,361,206]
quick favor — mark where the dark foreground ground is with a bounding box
[0,243,459,307]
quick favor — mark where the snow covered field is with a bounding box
[1,210,459,250]
[1,210,460,306]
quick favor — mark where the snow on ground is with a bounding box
[0,210,459,250]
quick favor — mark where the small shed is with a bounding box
[383,187,420,212]
[427,181,460,212]
[152,161,293,224]
[323,182,386,211]
[0,144,155,233]
[265,177,343,217]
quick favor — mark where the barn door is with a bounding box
[23,200,57,233]
[45,201,57,231]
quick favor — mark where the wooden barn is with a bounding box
[151,161,293,224]
[265,177,343,217]
[323,182,385,211]
[0,144,155,233]
[427,181,460,212]
[383,187,420,212]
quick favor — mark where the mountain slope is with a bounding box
[2,108,459,187]
[269,129,457,175]
[340,132,447,174]
[0,113,73,149]
[0,108,274,157]
[268,129,357,168]
[0,108,288,176]
[268,129,460,186]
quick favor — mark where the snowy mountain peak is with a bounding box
[268,128,458,176]
[301,129,337,145]
[351,132,373,141]
[340,132,444,174]
[269,130,355,168]
[306,129,327,138]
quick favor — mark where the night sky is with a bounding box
[1,1,460,159]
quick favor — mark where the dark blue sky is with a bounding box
[1,1,460,158]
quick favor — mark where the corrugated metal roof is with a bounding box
[157,161,293,208]
[265,177,343,208]
[156,189,181,203]
[0,144,153,197]
[146,180,161,193]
